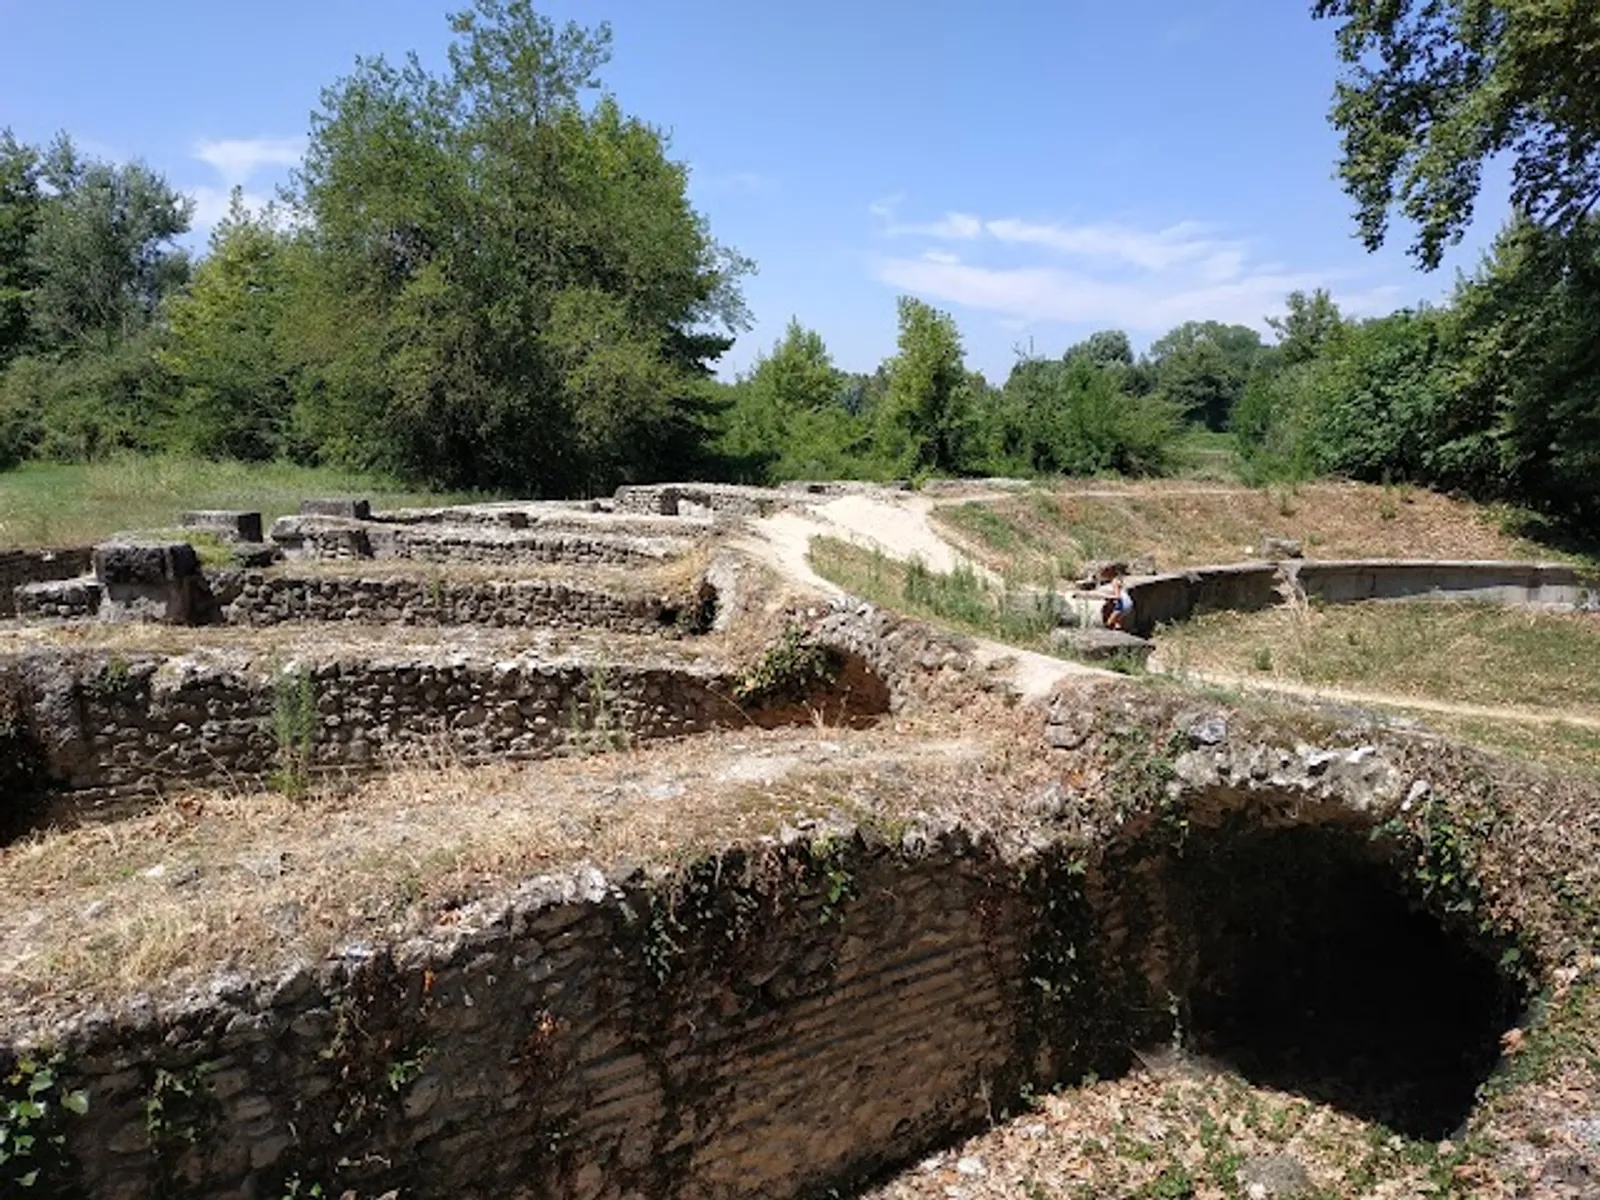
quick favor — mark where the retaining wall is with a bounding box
[612,484,796,519]
[1287,559,1597,607]
[271,517,693,568]
[5,726,1490,1200]
[1124,559,1599,634]
[11,834,1086,1200]
[0,547,94,617]
[3,651,745,807]
[223,574,709,635]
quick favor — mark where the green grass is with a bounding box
[0,456,488,548]
[807,535,1059,649]
[1172,427,1244,481]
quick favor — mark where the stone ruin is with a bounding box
[0,481,1591,1199]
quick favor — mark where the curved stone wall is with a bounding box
[1124,559,1598,635]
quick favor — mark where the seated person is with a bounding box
[1101,580,1134,632]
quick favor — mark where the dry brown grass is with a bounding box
[0,714,1031,1022]
[0,619,728,668]
[1156,601,1600,719]
[933,481,1570,583]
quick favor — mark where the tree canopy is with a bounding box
[1316,0,1600,268]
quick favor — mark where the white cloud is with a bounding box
[983,217,1238,273]
[867,200,1398,335]
[868,196,983,240]
[873,255,1379,334]
[192,137,305,186]
[183,186,307,242]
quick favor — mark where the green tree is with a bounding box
[1447,216,1600,519]
[718,319,866,482]
[291,0,749,493]
[1147,320,1265,430]
[1064,329,1134,369]
[26,135,192,350]
[875,296,970,476]
[0,130,41,367]
[1315,0,1600,268]
[1266,288,1344,365]
[161,191,296,460]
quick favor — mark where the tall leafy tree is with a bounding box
[1267,288,1344,365]
[0,130,41,367]
[161,191,297,460]
[1315,0,1600,269]
[26,135,192,350]
[875,297,970,476]
[1147,320,1264,430]
[292,0,749,493]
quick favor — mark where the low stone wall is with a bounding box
[1125,558,1598,634]
[223,574,709,635]
[5,718,1536,1200]
[11,832,1089,1200]
[1287,559,1597,607]
[4,650,746,806]
[0,547,93,617]
[612,483,797,519]
[13,576,102,620]
[1125,563,1281,634]
[270,516,693,568]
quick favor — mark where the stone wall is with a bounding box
[270,516,692,568]
[6,651,747,808]
[223,574,710,635]
[14,833,1088,1200]
[612,483,797,519]
[1287,559,1598,608]
[1125,563,1282,634]
[1124,558,1599,634]
[0,547,93,617]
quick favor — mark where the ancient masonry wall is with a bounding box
[222,574,706,635]
[7,652,744,805]
[20,833,1074,1200]
[0,547,93,617]
[1125,559,1598,634]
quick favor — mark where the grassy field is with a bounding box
[933,480,1575,583]
[1157,599,1600,717]
[0,457,486,548]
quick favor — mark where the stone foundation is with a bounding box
[4,650,750,808]
[0,547,94,617]
[222,573,711,635]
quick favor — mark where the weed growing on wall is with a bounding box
[270,666,317,799]
[0,1051,89,1195]
[735,623,839,707]
[145,1063,219,1192]
[562,663,628,756]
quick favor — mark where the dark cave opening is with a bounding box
[1169,822,1526,1140]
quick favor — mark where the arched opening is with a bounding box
[1158,821,1526,1138]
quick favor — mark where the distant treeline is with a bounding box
[2,0,1596,526]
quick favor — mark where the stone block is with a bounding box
[181,510,264,543]
[1259,536,1304,560]
[93,540,200,586]
[300,497,372,520]
[229,542,283,569]
[1049,626,1154,665]
[14,575,103,619]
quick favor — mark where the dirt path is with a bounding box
[736,492,1100,703]
[736,485,1600,728]
[1156,665,1600,731]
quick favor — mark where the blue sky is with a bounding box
[0,0,1510,380]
